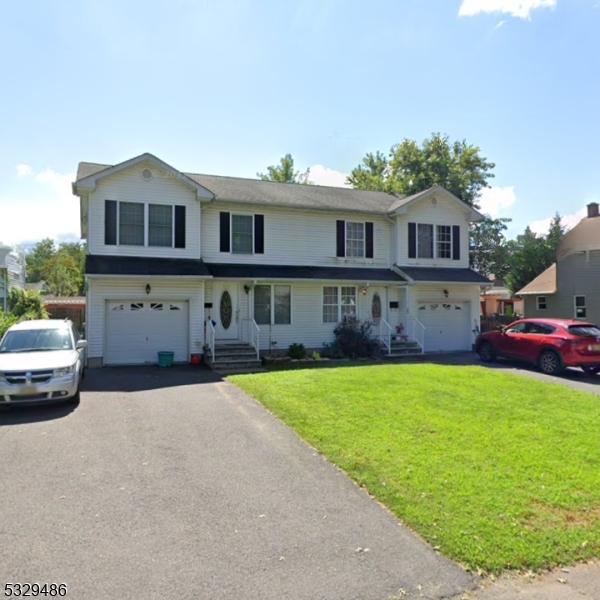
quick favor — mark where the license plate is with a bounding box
[19,387,37,395]
[591,345,600,352]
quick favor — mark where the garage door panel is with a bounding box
[417,302,470,352]
[105,300,188,365]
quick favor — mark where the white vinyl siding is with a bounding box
[87,162,201,259]
[202,205,392,267]
[86,278,204,364]
[396,195,470,268]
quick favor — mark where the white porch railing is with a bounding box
[206,319,216,362]
[241,318,261,359]
[379,318,393,355]
[407,316,425,353]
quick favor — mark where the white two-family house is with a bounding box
[72,153,488,368]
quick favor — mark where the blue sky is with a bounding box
[1,0,599,246]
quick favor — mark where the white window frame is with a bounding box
[413,222,455,260]
[252,284,292,325]
[536,296,547,311]
[322,285,357,323]
[345,221,365,258]
[436,225,452,259]
[231,212,255,255]
[574,295,586,319]
[111,200,177,248]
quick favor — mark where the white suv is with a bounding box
[0,320,87,406]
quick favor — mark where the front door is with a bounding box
[369,288,384,324]
[214,283,239,340]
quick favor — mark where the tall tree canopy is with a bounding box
[504,215,566,293]
[257,154,310,184]
[469,217,512,279]
[25,239,86,296]
[347,133,495,207]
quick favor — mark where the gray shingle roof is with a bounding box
[86,255,211,277]
[205,263,406,282]
[395,266,490,283]
[76,161,404,214]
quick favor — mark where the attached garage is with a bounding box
[417,301,471,352]
[105,300,189,365]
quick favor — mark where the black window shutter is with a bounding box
[336,220,346,257]
[452,225,460,260]
[174,205,186,248]
[408,222,416,259]
[254,214,264,254]
[365,222,374,258]
[219,212,230,252]
[105,200,117,245]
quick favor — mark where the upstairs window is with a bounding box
[149,205,173,247]
[346,222,365,257]
[536,296,547,310]
[119,202,144,246]
[417,224,434,259]
[105,200,185,248]
[232,215,253,254]
[219,212,265,254]
[408,222,460,261]
[436,225,452,259]
[336,220,374,259]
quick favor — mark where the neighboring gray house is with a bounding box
[0,244,26,312]
[518,202,600,323]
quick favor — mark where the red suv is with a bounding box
[475,318,600,376]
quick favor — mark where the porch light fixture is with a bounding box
[443,289,449,298]
[145,284,151,295]
[360,287,368,296]
[244,284,251,294]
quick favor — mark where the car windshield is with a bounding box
[568,325,600,338]
[0,328,73,353]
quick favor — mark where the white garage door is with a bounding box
[417,302,471,352]
[105,300,189,365]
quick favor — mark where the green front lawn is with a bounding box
[229,364,600,573]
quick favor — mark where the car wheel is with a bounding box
[65,390,80,405]
[538,350,563,375]
[582,365,600,375]
[478,341,496,362]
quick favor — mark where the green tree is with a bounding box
[470,217,512,279]
[25,238,56,283]
[8,288,48,320]
[505,228,550,293]
[348,133,495,207]
[258,154,310,184]
[42,253,82,297]
[544,213,566,262]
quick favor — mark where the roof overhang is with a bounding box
[72,153,215,200]
[393,265,490,285]
[387,186,484,222]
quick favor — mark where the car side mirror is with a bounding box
[76,340,88,350]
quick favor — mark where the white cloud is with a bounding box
[529,207,587,235]
[0,167,79,246]
[15,164,33,177]
[478,185,517,216]
[458,0,556,19]
[307,164,351,188]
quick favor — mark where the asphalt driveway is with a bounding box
[0,367,474,600]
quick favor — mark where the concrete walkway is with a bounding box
[0,367,474,600]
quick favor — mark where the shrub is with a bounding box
[288,343,307,360]
[331,317,379,358]
[311,351,321,360]
[8,288,48,320]
[0,310,17,339]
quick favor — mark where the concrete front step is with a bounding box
[213,351,259,361]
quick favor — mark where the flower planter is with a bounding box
[157,351,174,367]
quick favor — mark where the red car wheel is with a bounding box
[478,341,496,362]
[538,350,562,375]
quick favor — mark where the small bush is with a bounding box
[331,317,379,358]
[0,310,17,339]
[288,343,307,360]
[311,351,321,360]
